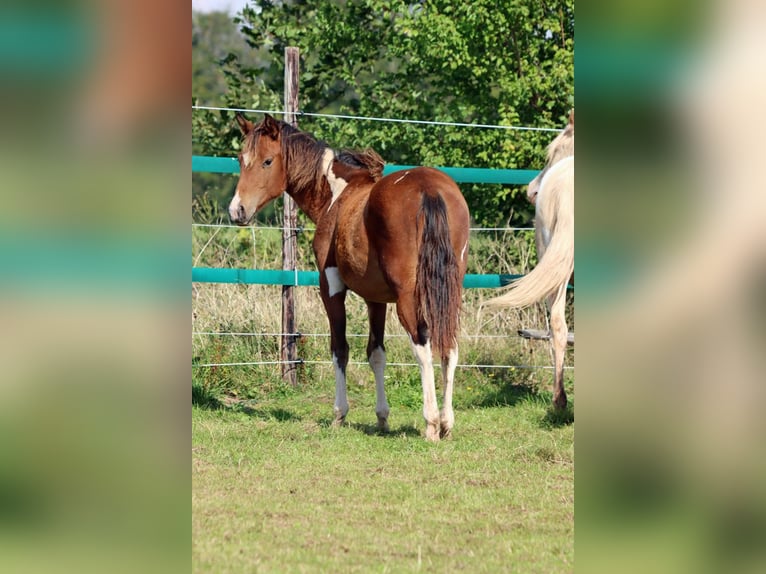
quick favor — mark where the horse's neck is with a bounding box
[285,149,373,223]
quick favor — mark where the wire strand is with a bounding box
[192,359,573,370]
[192,331,547,341]
[191,223,534,232]
[192,105,560,133]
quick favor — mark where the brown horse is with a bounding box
[486,110,574,410]
[229,114,470,440]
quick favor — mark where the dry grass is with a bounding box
[192,224,572,398]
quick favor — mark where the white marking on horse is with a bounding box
[460,241,468,262]
[440,346,459,436]
[323,149,349,210]
[242,151,252,168]
[408,334,439,440]
[325,267,346,297]
[228,192,242,221]
[332,353,349,422]
[369,347,389,426]
[393,171,409,184]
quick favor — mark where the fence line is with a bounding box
[192,105,570,376]
[192,359,573,371]
[192,105,561,133]
[192,155,539,184]
[193,331,541,341]
[192,267,525,288]
[191,223,535,232]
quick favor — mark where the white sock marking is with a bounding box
[369,347,389,420]
[323,149,349,210]
[325,267,346,297]
[332,353,349,419]
[408,335,438,427]
[440,346,459,432]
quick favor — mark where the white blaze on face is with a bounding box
[242,151,252,168]
[323,149,349,210]
[228,192,242,221]
[325,267,346,297]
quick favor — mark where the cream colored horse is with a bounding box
[487,111,574,409]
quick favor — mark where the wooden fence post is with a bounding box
[282,47,300,386]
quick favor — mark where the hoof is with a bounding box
[425,423,441,442]
[553,394,568,411]
[377,416,390,433]
[332,414,346,428]
[439,410,454,439]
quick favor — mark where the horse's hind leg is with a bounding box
[440,344,458,438]
[549,283,568,410]
[366,301,390,432]
[396,296,440,441]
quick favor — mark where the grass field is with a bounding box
[192,371,573,573]
[192,217,574,572]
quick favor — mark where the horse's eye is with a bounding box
[262,158,273,168]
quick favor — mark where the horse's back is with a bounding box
[368,167,469,241]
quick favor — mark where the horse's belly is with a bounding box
[338,260,396,303]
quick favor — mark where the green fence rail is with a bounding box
[192,156,545,289]
[191,267,522,289]
[192,155,539,185]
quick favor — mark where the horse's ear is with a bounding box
[568,109,574,127]
[235,113,254,135]
[261,113,280,139]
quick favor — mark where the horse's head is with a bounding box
[527,109,574,205]
[228,113,287,225]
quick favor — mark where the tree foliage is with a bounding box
[192,1,574,227]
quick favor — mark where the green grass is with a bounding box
[192,217,574,572]
[192,373,573,573]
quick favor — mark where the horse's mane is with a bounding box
[336,148,385,181]
[244,120,385,193]
[546,121,574,166]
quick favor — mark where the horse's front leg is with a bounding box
[366,301,389,432]
[320,269,349,425]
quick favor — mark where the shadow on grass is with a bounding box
[192,387,303,422]
[350,421,422,438]
[458,367,575,428]
[542,404,574,427]
[313,417,423,438]
[465,367,539,409]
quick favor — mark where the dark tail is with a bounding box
[416,193,462,355]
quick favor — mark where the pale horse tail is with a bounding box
[486,156,574,307]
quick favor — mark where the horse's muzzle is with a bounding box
[228,194,251,225]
